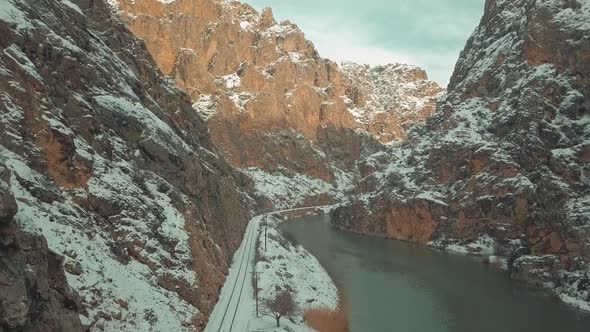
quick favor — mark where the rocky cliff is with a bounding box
[340,62,444,143]
[1,164,83,331]
[333,0,590,310]
[108,0,440,195]
[0,0,258,330]
[111,0,364,182]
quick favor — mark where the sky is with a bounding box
[246,0,485,86]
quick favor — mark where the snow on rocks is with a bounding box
[429,234,498,256]
[511,255,590,313]
[244,167,354,210]
[558,267,590,312]
[3,148,199,331]
[220,73,241,89]
[93,94,190,152]
[3,45,44,82]
[0,0,256,329]
[263,22,300,38]
[288,51,304,63]
[106,0,178,9]
[551,0,590,32]
[228,91,254,112]
[192,94,217,121]
[0,0,34,31]
[339,61,444,142]
[239,20,252,30]
[335,0,590,314]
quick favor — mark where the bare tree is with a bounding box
[261,290,297,327]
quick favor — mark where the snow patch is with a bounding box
[221,73,241,89]
[0,0,34,31]
[429,234,497,256]
[192,94,217,121]
[239,21,251,30]
[245,168,335,210]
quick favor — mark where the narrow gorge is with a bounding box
[0,0,589,331]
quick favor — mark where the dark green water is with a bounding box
[280,214,590,332]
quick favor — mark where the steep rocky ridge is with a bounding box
[333,0,590,310]
[112,0,368,182]
[108,0,442,199]
[1,164,83,331]
[0,0,258,330]
[340,62,444,143]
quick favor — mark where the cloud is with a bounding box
[246,0,484,86]
[294,15,463,85]
[299,17,415,64]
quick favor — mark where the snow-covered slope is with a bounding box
[333,0,590,311]
[253,216,339,331]
[0,0,257,330]
[244,167,354,210]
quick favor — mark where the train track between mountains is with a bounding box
[206,205,336,332]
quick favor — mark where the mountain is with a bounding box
[333,0,590,310]
[6,0,587,330]
[108,0,442,207]
[340,62,444,143]
[0,0,258,330]
[0,0,445,329]
[112,0,368,182]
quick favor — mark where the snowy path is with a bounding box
[204,206,335,332]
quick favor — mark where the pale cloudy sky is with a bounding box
[245,0,485,86]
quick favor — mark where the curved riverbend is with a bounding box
[280,214,590,332]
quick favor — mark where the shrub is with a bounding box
[303,307,349,332]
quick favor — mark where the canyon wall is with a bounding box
[1,164,83,331]
[333,0,590,309]
[0,0,259,330]
[110,0,442,187]
[340,62,444,143]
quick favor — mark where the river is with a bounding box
[280,214,590,332]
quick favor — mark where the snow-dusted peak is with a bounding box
[340,61,445,142]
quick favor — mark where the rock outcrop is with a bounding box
[0,0,258,330]
[1,164,83,331]
[333,0,590,310]
[340,62,444,143]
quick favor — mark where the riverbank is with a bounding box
[250,216,343,331]
[282,214,590,332]
[428,237,590,314]
[203,207,346,332]
[329,216,590,315]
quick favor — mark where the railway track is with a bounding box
[206,205,336,332]
[215,217,258,332]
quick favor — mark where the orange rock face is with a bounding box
[115,0,356,177]
[113,0,442,181]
